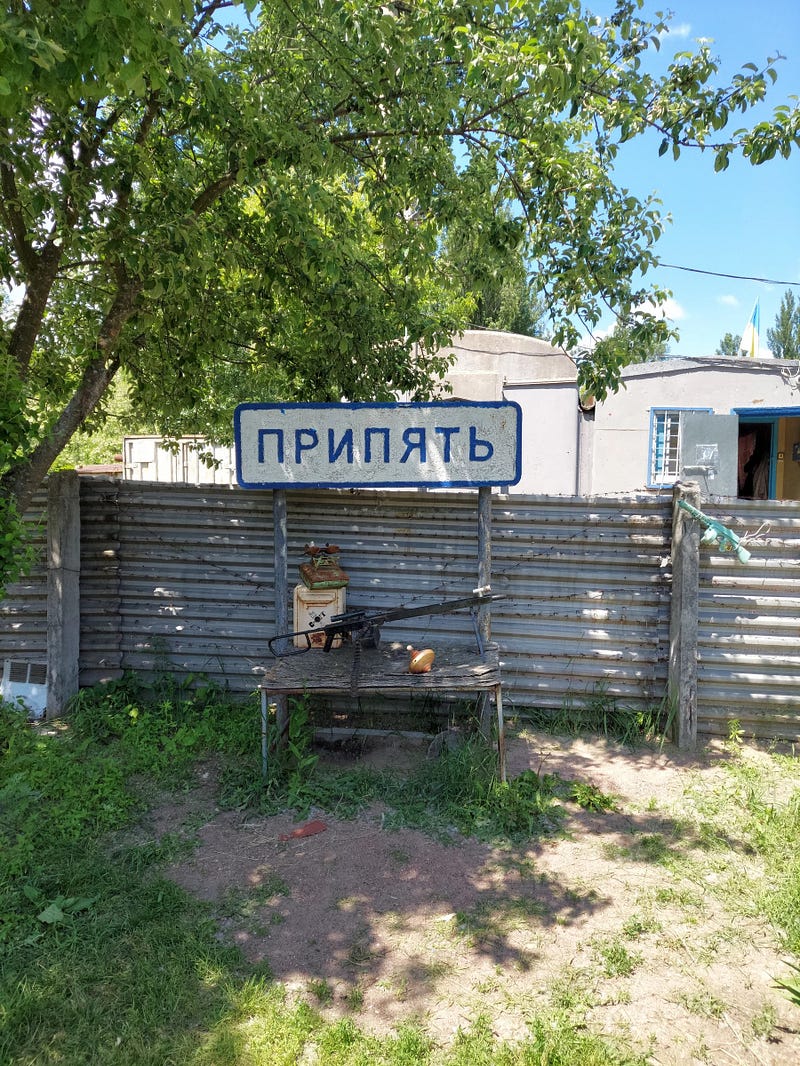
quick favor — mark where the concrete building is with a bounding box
[585,356,800,500]
[436,336,800,500]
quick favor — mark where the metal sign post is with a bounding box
[235,401,522,781]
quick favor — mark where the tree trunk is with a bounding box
[1,353,121,514]
[2,279,140,514]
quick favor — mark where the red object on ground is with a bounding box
[279,819,328,841]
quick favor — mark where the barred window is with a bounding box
[649,410,682,486]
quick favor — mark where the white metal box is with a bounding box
[292,584,346,650]
[1,660,48,719]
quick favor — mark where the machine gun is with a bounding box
[267,586,504,657]
[677,500,751,564]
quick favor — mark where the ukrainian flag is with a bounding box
[740,299,760,357]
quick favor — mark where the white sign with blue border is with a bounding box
[235,401,522,489]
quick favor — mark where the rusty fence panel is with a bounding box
[6,476,800,742]
[77,481,674,719]
[696,498,800,742]
[80,480,276,690]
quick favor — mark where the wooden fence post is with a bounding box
[46,470,81,718]
[273,489,289,747]
[477,485,492,738]
[668,481,701,749]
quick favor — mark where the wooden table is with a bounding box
[257,640,505,782]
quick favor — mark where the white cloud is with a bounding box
[576,324,615,351]
[668,23,693,38]
[634,296,686,322]
[718,294,739,307]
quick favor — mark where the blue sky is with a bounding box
[605,0,800,357]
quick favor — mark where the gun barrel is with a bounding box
[329,609,368,625]
[678,500,704,521]
[338,592,504,627]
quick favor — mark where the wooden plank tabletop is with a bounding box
[257,641,500,695]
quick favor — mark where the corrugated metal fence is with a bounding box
[3,478,800,742]
[697,499,800,741]
[0,490,48,664]
[76,481,674,716]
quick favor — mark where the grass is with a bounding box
[447,896,547,949]
[2,675,799,1065]
[591,936,643,978]
[518,686,673,748]
[677,748,800,954]
[216,872,289,936]
[677,990,727,1019]
[602,831,679,866]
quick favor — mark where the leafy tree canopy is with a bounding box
[438,157,545,337]
[767,290,800,360]
[716,331,743,357]
[2,0,800,584]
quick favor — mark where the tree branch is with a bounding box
[0,160,37,276]
[0,351,121,514]
[7,240,64,379]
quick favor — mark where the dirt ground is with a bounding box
[159,732,800,1065]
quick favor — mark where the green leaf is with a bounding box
[37,903,66,925]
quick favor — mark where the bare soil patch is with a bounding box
[160,732,800,1064]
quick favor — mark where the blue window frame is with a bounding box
[647,408,712,488]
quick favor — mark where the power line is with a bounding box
[659,263,800,287]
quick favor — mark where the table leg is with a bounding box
[495,684,506,784]
[261,689,269,782]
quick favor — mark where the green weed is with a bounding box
[751,1002,777,1038]
[726,718,745,749]
[308,978,334,1005]
[591,936,643,978]
[774,960,800,1009]
[449,897,546,948]
[621,913,661,939]
[677,990,727,1019]
[381,743,565,842]
[216,872,289,931]
[344,983,365,1011]
[548,965,596,1012]
[521,687,670,746]
[0,702,138,929]
[68,672,256,783]
[569,780,619,813]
